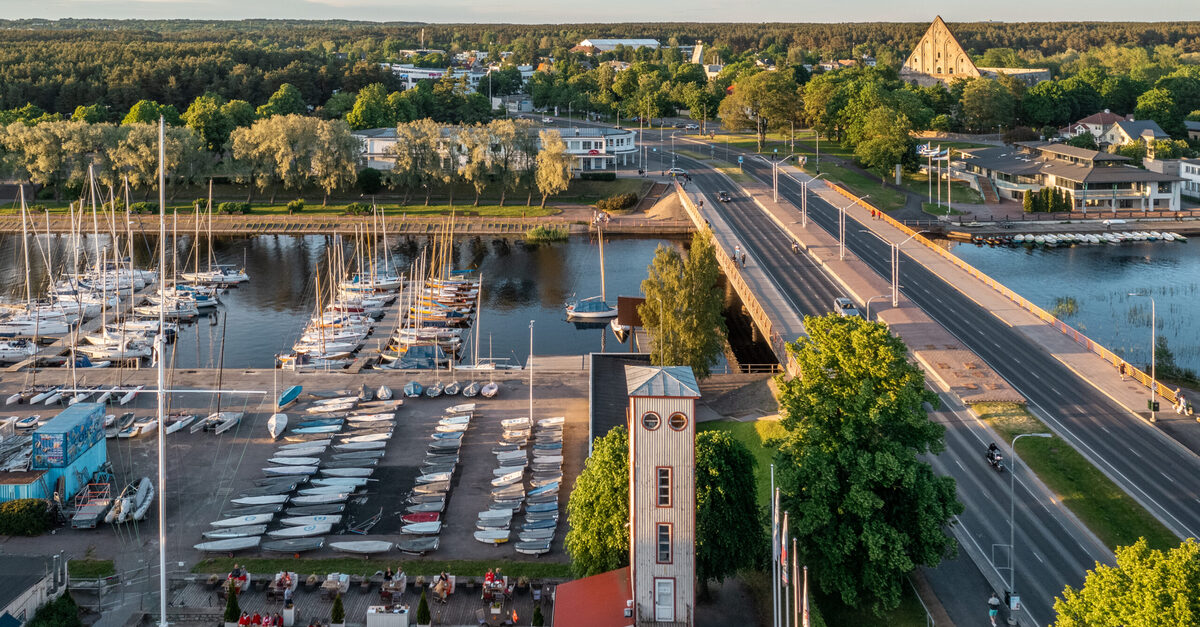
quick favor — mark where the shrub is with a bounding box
[0,499,51,535]
[28,592,81,627]
[357,167,383,195]
[579,171,617,181]
[344,202,371,216]
[217,201,250,215]
[525,225,569,242]
[1003,126,1039,144]
[416,588,430,625]
[595,192,638,213]
[223,581,240,622]
[286,199,305,214]
[331,594,344,625]
[129,202,159,214]
[28,204,49,213]
[532,603,544,627]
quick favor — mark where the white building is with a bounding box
[579,38,661,52]
[1177,158,1200,201]
[0,555,68,626]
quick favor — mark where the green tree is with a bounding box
[223,581,241,623]
[853,107,913,182]
[1135,87,1182,137]
[357,167,382,195]
[775,314,961,615]
[1023,189,1035,213]
[718,70,801,152]
[28,593,81,627]
[565,425,630,577]
[1054,538,1200,626]
[221,100,256,129]
[1023,81,1071,127]
[535,129,572,208]
[331,594,345,625]
[637,231,727,378]
[960,79,1015,132]
[458,124,491,207]
[322,92,357,120]
[416,588,430,625]
[1066,133,1099,150]
[256,83,307,118]
[389,119,442,205]
[695,429,765,599]
[487,118,528,207]
[312,119,360,205]
[346,83,394,131]
[122,100,181,126]
[70,104,108,123]
[182,92,233,153]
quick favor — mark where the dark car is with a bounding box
[717,191,732,202]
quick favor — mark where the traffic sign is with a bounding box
[738,156,744,164]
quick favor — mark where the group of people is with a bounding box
[482,568,512,602]
[237,613,283,627]
[733,244,748,267]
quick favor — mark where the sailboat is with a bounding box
[565,224,618,319]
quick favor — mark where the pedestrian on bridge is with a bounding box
[734,244,741,260]
[988,592,1002,626]
[740,251,747,267]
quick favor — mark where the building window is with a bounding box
[641,412,660,431]
[668,412,688,431]
[657,467,671,506]
[654,579,675,621]
[657,523,672,563]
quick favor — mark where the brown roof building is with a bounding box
[901,17,1049,87]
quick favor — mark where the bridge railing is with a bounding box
[826,182,1175,407]
[673,181,791,372]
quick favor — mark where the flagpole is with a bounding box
[793,539,800,627]
[783,511,790,627]
[771,467,778,627]
[937,145,942,208]
[802,565,810,627]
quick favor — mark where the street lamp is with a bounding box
[671,131,678,166]
[838,194,870,260]
[1129,292,1157,422]
[865,294,890,320]
[769,153,795,202]
[801,173,825,228]
[862,230,929,307]
[1009,432,1053,618]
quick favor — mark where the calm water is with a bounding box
[950,239,1200,373]
[0,233,684,368]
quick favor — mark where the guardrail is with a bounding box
[673,181,791,369]
[828,183,1176,407]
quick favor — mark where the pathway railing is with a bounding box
[828,183,1176,406]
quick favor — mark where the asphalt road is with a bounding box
[668,150,1109,625]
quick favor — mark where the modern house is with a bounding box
[958,142,1183,211]
[352,125,639,172]
[1187,120,1200,141]
[1102,119,1170,146]
[0,555,68,626]
[1059,110,1132,140]
[557,364,700,627]
[1179,158,1200,202]
[576,38,661,53]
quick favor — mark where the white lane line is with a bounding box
[955,459,965,472]
[1130,447,1144,459]
[1161,471,1177,484]
[1034,552,1045,564]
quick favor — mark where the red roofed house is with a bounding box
[555,365,701,627]
[1059,109,1133,141]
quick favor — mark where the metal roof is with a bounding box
[1112,120,1169,139]
[624,365,701,398]
[0,555,52,612]
[1040,162,1183,184]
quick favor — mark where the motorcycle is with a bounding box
[986,445,1005,473]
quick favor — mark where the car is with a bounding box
[717,191,731,202]
[673,122,686,128]
[541,117,552,123]
[685,123,700,130]
[834,297,860,318]
[666,167,688,176]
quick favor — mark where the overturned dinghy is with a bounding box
[280,514,343,526]
[407,500,445,514]
[211,513,276,527]
[202,524,267,539]
[515,540,551,556]
[397,536,439,555]
[267,523,332,538]
[413,481,449,495]
[261,537,325,553]
[322,458,379,469]
[332,450,386,460]
[194,536,261,552]
[334,441,386,451]
[322,467,374,478]
[520,528,556,542]
[329,540,394,554]
[286,504,346,516]
[401,521,442,535]
[474,529,510,545]
[290,493,350,505]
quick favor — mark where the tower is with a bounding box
[625,365,701,626]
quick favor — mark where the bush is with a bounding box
[331,594,344,624]
[357,167,383,195]
[930,114,954,133]
[525,225,569,242]
[1003,126,1039,144]
[416,588,430,625]
[595,192,638,213]
[0,499,51,535]
[223,581,240,622]
[129,202,159,214]
[28,204,49,213]
[532,604,544,626]
[217,201,250,215]
[344,202,371,216]
[28,593,81,627]
[579,171,617,181]
[286,199,305,214]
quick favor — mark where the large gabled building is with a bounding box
[900,17,1049,87]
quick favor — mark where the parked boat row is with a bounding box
[474,414,563,555]
[969,230,1189,248]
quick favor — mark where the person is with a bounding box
[484,568,495,585]
[251,613,262,626]
[283,585,292,603]
[238,613,250,627]
[988,592,1002,626]
[275,614,283,627]
[1176,389,1187,414]
[740,251,747,267]
[791,240,800,254]
[383,567,393,581]
[1119,362,1128,381]
[435,571,449,604]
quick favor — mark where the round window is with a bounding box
[668,413,688,431]
[641,412,660,430]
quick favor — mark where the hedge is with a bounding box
[0,498,52,536]
[579,172,617,181]
[344,202,370,216]
[595,193,638,213]
[217,201,251,215]
[129,202,158,214]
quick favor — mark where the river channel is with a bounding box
[949,237,1200,374]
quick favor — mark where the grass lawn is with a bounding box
[698,419,786,509]
[815,582,931,627]
[68,559,116,578]
[922,203,964,216]
[799,163,908,212]
[902,170,982,205]
[973,402,1178,551]
[193,557,571,579]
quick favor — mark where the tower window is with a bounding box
[657,523,672,563]
[657,467,671,507]
[668,413,688,431]
[641,412,660,430]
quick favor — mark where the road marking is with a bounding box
[955,459,965,472]
[1034,552,1045,564]
[1161,471,1177,484]
[1130,448,1144,459]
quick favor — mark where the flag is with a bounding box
[772,488,780,566]
[802,566,810,627]
[780,512,789,585]
[511,609,519,622]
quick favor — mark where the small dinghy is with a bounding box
[345,412,394,423]
[527,501,558,513]
[527,510,559,522]
[223,504,283,517]
[267,414,288,439]
[298,418,342,428]
[462,382,480,397]
[529,482,560,496]
[194,537,261,552]
[424,382,444,398]
[532,474,562,488]
[402,512,440,524]
[491,484,524,499]
[397,536,439,555]
[277,385,303,409]
[322,458,379,469]
[268,457,321,466]
[293,425,341,434]
[267,523,332,539]
[330,540,393,554]
[446,403,476,414]
[263,465,318,476]
[240,483,298,497]
[261,537,325,553]
[322,467,374,478]
[273,446,326,458]
[523,518,557,531]
[280,514,343,526]
[515,540,551,555]
[290,493,350,505]
[492,471,523,487]
[533,455,563,465]
[284,432,337,443]
[332,450,386,460]
[425,453,460,464]
[375,385,393,401]
[334,441,386,450]
[231,495,289,506]
[279,439,332,450]
[435,422,468,433]
[357,384,374,401]
[501,417,531,429]
[407,500,445,513]
[164,414,196,434]
[494,466,526,477]
[478,509,513,521]
[338,432,391,443]
[213,412,244,434]
[203,524,267,539]
[444,381,461,396]
[474,530,510,544]
[528,492,558,504]
[440,415,471,425]
[481,382,499,398]
[492,498,523,511]
[403,381,423,397]
[429,439,462,451]
[299,486,357,496]
[401,521,442,535]
[413,481,449,494]
[409,493,446,504]
[255,475,308,487]
[538,416,565,427]
[431,431,463,440]
[520,528,556,541]
[416,471,452,484]
[312,477,370,488]
[496,451,527,463]
[286,504,345,516]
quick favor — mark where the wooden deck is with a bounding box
[169,577,555,627]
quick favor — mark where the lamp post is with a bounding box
[801,173,825,228]
[769,153,795,202]
[1129,292,1157,422]
[861,230,929,307]
[1010,432,1053,618]
[838,194,870,260]
[865,294,890,320]
[671,131,678,167]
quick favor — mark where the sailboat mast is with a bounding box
[154,116,169,627]
[598,224,608,302]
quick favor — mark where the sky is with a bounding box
[1,0,1198,24]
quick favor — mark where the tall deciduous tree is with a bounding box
[718,70,801,151]
[960,78,1015,133]
[256,83,307,118]
[121,100,181,126]
[486,118,527,207]
[853,107,913,182]
[637,231,726,378]
[457,124,491,207]
[535,129,571,208]
[565,425,630,577]
[695,429,765,599]
[775,314,961,615]
[312,119,361,205]
[1054,538,1200,626]
[389,119,442,205]
[182,92,233,153]
[70,104,108,124]
[346,83,394,131]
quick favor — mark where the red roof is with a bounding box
[1075,111,1130,126]
[552,567,633,627]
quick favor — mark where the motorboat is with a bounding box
[566,295,618,319]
